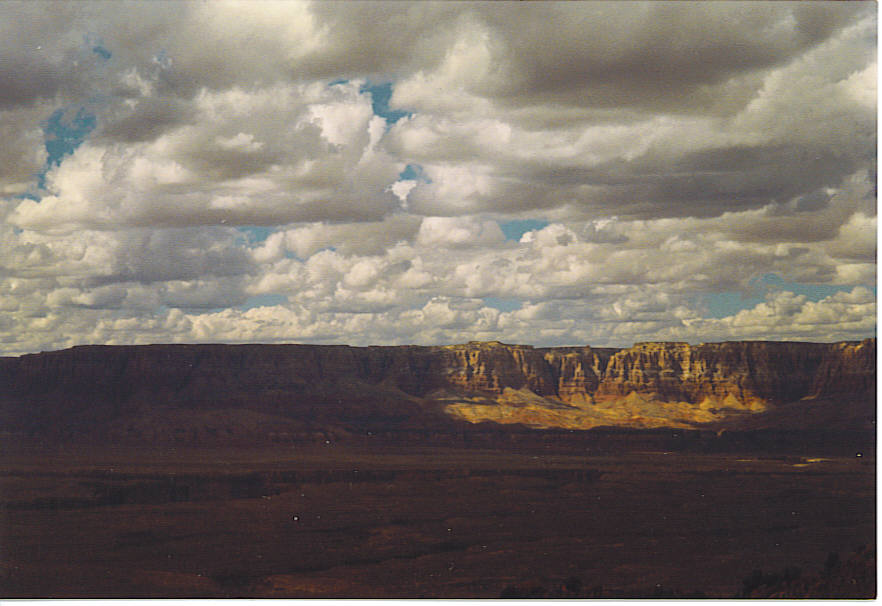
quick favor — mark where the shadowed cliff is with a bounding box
[0,339,874,444]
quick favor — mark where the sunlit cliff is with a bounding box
[0,339,874,442]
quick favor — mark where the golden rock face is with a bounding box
[441,388,766,430]
[436,339,874,430]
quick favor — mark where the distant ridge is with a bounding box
[0,339,874,444]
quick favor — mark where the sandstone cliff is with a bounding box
[431,339,874,431]
[0,339,874,442]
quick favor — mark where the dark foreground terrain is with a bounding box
[0,438,874,598]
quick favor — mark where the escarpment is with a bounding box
[596,341,838,405]
[0,339,874,441]
[435,342,617,399]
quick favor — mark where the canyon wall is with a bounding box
[433,339,875,430]
[0,339,874,441]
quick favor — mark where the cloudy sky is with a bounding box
[0,1,876,355]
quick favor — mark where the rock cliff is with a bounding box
[0,339,874,442]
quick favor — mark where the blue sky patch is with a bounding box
[36,107,97,190]
[499,219,549,242]
[483,297,523,312]
[45,108,97,167]
[92,44,111,60]
[750,273,857,300]
[398,163,430,183]
[360,81,411,124]
[240,294,288,310]
[703,292,766,319]
[703,273,868,318]
[84,34,112,60]
[153,49,172,69]
[237,225,274,245]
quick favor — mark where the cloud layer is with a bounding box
[0,1,875,355]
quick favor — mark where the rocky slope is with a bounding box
[0,339,874,442]
[436,339,875,430]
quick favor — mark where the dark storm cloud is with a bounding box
[0,52,64,109]
[2,2,872,113]
[97,96,195,143]
[0,4,71,108]
[296,2,872,109]
[456,2,870,111]
[382,1,874,222]
[632,144,864,217]
[293,2,458,79]
[99,228,256,286]
[405,136,870,221]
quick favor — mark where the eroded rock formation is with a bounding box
[0,338,874,441]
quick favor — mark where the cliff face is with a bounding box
[597,341,836,404]
[433,339,876,430]
[435,342,616,399]
[0,339,874,441]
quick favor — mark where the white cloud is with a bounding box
[8,82,404,232]
[0,2,874,355]
[215,132,263,152]
[415,216,504,249]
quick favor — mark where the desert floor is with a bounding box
[0,441,874,598]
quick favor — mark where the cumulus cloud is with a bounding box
[391,8,875,221]
[8,81,402,232]
[0,1,874,355]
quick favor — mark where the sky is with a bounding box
[0,1,876,355]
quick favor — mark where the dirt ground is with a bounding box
[0,442,874,598]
